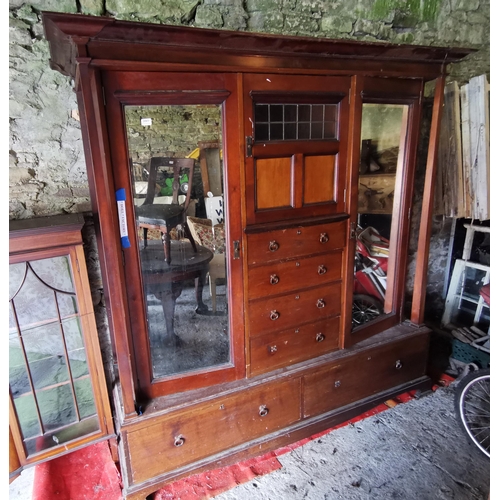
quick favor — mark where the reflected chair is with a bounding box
[136,157,197,264]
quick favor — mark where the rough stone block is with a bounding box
[195,5,224,28]
[28,0,78,13]
[80,0,105,15]
[9,18,32,46]
[9,167,34,185]
[320,16,353,34]
[248,11,284,32]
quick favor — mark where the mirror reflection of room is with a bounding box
[352,103,406,330]
[125,104,229,379]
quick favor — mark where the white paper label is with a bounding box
[117,200,128,237]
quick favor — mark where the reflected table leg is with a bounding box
[154,282,183,347]
[195,269,209,314]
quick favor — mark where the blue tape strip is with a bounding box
[116,188,126,201]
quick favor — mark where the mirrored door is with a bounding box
[125,104,230,379]
[102,72,244,398]
[352,103,408,330]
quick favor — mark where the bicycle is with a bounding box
[454,283,490,458]
[454,367,490,458]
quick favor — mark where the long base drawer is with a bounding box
[303,333,429,418]
[125,378,301,484]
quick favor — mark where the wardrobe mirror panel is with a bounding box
[125,104,229,379]
[352,103,408,330]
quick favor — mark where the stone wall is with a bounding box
[9,1,490,329]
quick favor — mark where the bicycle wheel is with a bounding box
[454,368,490,458]
[352,294,384,328]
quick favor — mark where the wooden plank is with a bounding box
[435,82,462,217]
[467,75,490,220]
[460,83,472,218]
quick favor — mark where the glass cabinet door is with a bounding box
[9,218,113,471]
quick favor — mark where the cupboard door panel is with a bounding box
[247,251,343,300]
[303,333,429,418]
[248,282,342,336]
[246,220,347,266]
[249,316,340,376]
[126,378,301,483]
[255,157,292,209]
[303,154,337,205]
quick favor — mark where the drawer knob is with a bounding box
[395,360,403,370]
[270,310,280,321]
[316,333,325,342]
[270,274,279,285]
[316,299,326,308]
[334,380,341,388]
[174,435,185,447]
[268,345,278,354]
[318,265,327,275]
[259,405,269,417]
[319,233,329,244]
[269,240,279,252]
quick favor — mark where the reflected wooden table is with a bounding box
[140,240,213,346]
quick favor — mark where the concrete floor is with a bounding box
[215,385,490,500]
[9,384,490,500]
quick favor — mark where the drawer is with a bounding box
[249,316,341,376]
[248,282,342,336]
[247,250,343,300]
[126,378,301,484]
[246,220,347,266]
[303,332,429,418]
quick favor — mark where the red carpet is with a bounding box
[32,375,454,499]
[32,441,122,500]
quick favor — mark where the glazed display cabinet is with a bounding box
[38,12,472,499]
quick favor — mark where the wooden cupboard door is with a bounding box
[243,74,351,225]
